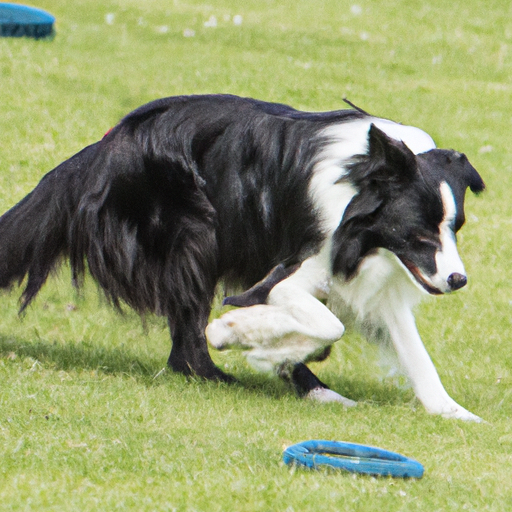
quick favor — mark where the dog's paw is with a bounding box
[206,311,259,350]
[440,406,483,423]
[205,315,239,350]
[305,387,357,407]
[426,398,483,422]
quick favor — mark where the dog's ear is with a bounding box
[331,124,418,278]
[331,219,379,279]
[420,149,485,232]
[348,124,418,189]
[331,192,382,278]
[451,151,485,194]
[451,153,485,232]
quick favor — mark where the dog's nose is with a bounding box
[447,272,467,291]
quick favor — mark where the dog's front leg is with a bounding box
[206,277,355,405]
[206,285,343,369]
[383,305,482,422]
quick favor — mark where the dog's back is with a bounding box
[91,94,369,290]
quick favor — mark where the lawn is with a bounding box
[0,0,511,510]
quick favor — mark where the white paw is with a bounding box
[440,407,483,423]
[205,315,239,350]
[425,398,483,422]
[305,387,357,407]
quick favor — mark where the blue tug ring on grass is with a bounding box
[0,3,55,39]
[283,440,424,478]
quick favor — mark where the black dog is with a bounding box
[0,95,484,419]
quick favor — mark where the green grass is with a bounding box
[0,0,511,509]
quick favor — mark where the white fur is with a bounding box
[207,254,345,372]
[206,118,481,421]
[371,118,436,154]
[433,182,466,290]
[328,250,480,421]
[305,387,357,407]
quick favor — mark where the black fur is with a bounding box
[278,362,330,397]
[223,263,300,307]
[0,94,365,381]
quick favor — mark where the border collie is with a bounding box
[0,94,484,420]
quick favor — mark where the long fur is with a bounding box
[0,94,485,418]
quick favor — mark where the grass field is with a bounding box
[1,0,511,510]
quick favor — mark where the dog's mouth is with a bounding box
[398,257,444,295]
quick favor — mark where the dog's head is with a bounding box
[332,124,485,294]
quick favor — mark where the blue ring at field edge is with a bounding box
[283,440,424,478]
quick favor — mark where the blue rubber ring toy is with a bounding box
[283,440,424,478]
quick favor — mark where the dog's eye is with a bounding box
[415,236,441,249]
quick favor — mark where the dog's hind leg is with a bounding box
[168,312,235,382]
[164,234,235,383]
[165,245,234,382]
[278,361,357,407]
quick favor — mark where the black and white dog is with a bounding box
[0,94,484,420]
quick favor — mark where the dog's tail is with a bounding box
[0,143,100,312]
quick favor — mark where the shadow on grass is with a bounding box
[0,334,409,406]
[0,334,159,377]
[318,374,415,407]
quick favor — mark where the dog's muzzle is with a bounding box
[398,257,468,295]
